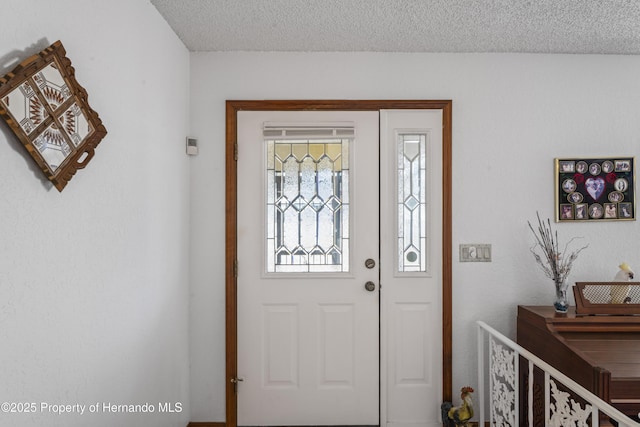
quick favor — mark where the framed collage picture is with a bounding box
[555,157,635,222]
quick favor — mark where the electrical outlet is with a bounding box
[460,244,492,262]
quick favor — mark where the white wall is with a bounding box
[0,1,190,426]
[189,51,640,421]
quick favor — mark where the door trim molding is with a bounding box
[225,100,452,427]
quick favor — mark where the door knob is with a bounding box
[231,377,244,393]
[364,281,376,292]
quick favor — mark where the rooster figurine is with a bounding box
[611,262,634,304]
[441,386,474,427]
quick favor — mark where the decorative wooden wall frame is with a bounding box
[0,40,107,191]
[555,157,635,222]
[573,282,640,316]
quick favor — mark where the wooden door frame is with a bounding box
[225,100,452,427]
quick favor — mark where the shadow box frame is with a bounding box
[555,157,635,222]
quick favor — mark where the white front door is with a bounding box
[236,109,443,427]
[237,110,380,425]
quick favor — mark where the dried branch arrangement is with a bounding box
[528,212,588,286]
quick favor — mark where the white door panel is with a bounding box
[380,110,443,427]
[237,110,379,425]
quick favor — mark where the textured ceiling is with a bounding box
[150,0,640,54]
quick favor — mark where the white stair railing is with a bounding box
[477,321,640,427]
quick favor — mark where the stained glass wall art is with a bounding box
[0,40,107,191]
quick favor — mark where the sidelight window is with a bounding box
[397,133,428,273]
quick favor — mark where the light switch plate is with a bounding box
[186,137,198,155]
[460,244,492,262]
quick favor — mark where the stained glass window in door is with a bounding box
[266,125,352,273]
[398,133,427,272]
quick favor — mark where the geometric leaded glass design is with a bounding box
[266,137,350,273]
[397,133,427,272]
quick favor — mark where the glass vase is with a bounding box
[553,279,569,313]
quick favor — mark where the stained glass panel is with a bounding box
[398,134,427,272]
[266,133,350,273]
